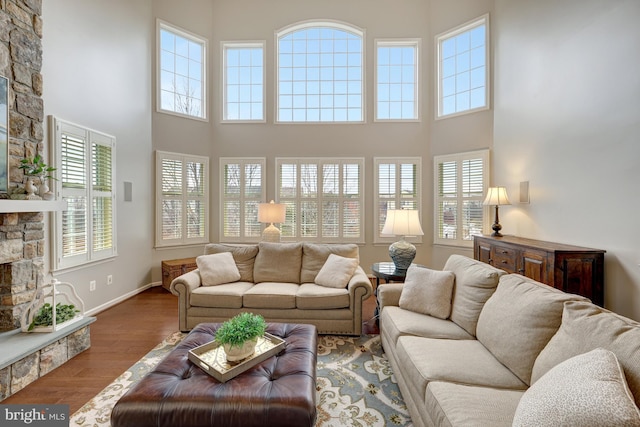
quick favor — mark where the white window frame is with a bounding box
[51,116,117,271]
[374,157,422,243]
[222,41,266,123]
[275,20,365,123]
[436,14,489,119]
[375,39,420,122]
[219,157,266,242]
[155,151,209,248]
[433,149,490,247]
[157,19,208,121]
[276,157,365,243]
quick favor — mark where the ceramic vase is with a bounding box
[25,177,39,199]
[223,338,258,362]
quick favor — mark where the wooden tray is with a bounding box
[188,333,286,382]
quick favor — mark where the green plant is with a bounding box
[19,154,57,179]
[215,312,267,349]
[28,302,79,331]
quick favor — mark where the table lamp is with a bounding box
[483,187,511,237]
[258,200,286,242]
[381,209,424,272]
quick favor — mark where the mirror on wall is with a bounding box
[0,76,7,194]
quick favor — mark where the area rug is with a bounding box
[70,332,412,427]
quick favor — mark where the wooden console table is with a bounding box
[473,235,605,306]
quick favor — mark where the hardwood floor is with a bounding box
[3,286,379,413]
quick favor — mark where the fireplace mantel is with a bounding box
[0,200,67,213]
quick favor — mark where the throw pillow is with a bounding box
[398,265,454,319]
[204,243,258,282]
[196,252,241,286]
[314,254,359,289]
[513,348,640,427]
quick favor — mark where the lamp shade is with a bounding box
[258,200,286,224]
[381,209,424,237]
[483,187,511,206]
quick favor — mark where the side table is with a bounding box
[161,257,198,291]
[371,262,410,324]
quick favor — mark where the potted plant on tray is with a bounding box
[215,312,267,362]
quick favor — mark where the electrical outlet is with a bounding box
[107,275,113,285]
[90,280,96,291]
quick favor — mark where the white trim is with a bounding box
[155,150,210,248]
[373,157,422,244]
[435,13,490,119]
[156,19,209,122]
[83,282,154,317]
[374,38,421,122]
[274,20,366,124]
[433,149,490,248]
[221,40,266,123]
[219,157,266,243]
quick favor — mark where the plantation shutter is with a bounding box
[276,158,364,243]
[156,152,209,247]
[434,150,489,247]
[374,158,421,242]
[220,158,265,242]
[53,116,117,270]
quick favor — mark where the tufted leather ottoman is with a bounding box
[111,323,317,427]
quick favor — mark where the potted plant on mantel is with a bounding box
[17,154,56,200]
[215,312,267,362]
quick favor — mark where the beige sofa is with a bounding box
[379,254,640,427]
[171,242,373,335]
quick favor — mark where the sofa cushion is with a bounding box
[190,282,254,308]
[396,336,527,404]
[253,242,303,284]
[380,306,473,348]
[243,282,299,309]
[425,381,523,427]
[514,348,640,427]
[296,283,350,309]
[443,254,505,337]
[196,252,241,286]
[300,243,359,283]
[314,254,359,289]
[532,300,640,407]
[476,274,587,385]
[399,265,454,319]
[205,243,258,283]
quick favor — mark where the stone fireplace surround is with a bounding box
[0,1,92,400]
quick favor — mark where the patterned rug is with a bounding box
[70,332,412,427]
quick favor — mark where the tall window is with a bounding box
[374,157,421,243]
[276,158,364,242]
[220,158,265,242]
[434,149,489,247]
[436,14,489,118]
[156,151,208,247]
[51,117,116,270]
[158,20,207,120]
[222,42,265,122]
[376,40,420,121]
[276,21,364,123]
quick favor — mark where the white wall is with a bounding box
[42,1,154,311]
[150,0,440,280]
[493,0,640,319]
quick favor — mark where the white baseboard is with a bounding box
[84,282,160,316]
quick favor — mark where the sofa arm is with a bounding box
[347,266,373,301]
[170,269,202,297]
[378,283,404,311]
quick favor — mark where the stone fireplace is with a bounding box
[0,1,92,401]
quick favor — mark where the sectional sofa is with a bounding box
[170,242,373,335]
[379,254,640,427]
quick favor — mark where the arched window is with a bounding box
[276,21,364,123]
